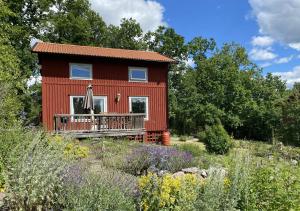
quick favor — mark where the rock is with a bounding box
[200,170,208,178]
[182,167,200,174]
[208,167,227,177]
[291,159,298,165]
[172,171,185,178]
[157,170,169,177]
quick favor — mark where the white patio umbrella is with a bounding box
[83,84,95,127]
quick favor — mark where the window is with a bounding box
[129,67,148,82]
[129,96,149,120]
[70,96,107,115]
[70,63,92,80]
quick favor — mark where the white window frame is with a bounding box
[129,96,149,120]
[128,67,148,82]
[70,96,107,121]
[69,63,93,80]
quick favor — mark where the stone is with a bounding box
[157,170,169,177]
[200,170,208,178]
[291,159,298,165]
[182,167,200,174]
[172,171,185,178]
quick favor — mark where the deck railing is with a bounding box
[54,113,145,135]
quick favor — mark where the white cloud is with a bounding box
[89,0,166,32]
[249,0,300,48]
[249,48,277,61]
[274,55,293,64]
[251,36,274,47]
[260,62,272,68]
[289,43,300,51]
[273,66,300,88]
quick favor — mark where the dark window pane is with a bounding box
[94,98,105,114]
[130,70,146,80]
[73,97,89,114]
[131,98,146,114]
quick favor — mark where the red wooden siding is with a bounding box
[40,55,169,132]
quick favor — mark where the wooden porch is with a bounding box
[53,113,146,139]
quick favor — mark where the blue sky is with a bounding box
[90,0,300,87]
[158,0,299,76]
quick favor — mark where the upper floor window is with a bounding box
[70,63,92,80]
[128,67,148,82]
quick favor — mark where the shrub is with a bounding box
[124,145,193,175]
[178,135,188,142]
[4,132,70,210]
[138,173,201,210]
[176,143,204,157]
[0,158,4,192]
[49,136,89,159]
[60,174,136,211]
[0,128,31,165]
[90,166,138,197]
[244,163,300,210]
[64,142,89,159]
[195,152,252,210]
[202,124,232,154]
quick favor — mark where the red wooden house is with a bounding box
[32,42,174,141]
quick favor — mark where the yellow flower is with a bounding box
[224,177,231,187]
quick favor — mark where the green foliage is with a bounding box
[244,163,300,210]
[195,152,252,210]
[64,141,89,159]
[176,143,204,157]
[202,124,232,154]
[61,175,136,211]
[0,157,4,192]
[277,85,300,146]
[4,132,70,210]
[138,173,201,210]
[43,0,107,46]
[178,135,188,142]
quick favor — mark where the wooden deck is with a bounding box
[53,113,146,138]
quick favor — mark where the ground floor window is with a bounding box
[129,96,149,120]
[70,96,107,115]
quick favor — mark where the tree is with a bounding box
[0,0,23,127]
[42,0,107,46]
[105,18,146,50]
[277,83,300,146]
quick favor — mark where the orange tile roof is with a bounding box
[32,42,175,63]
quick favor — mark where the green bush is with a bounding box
[176,143,204,157]
[202,124,232,154]
[244,163,300,210]
[4,132,70,210]
[138,173,201,210]
[0,158,4,192]
[195,152,252,210]
[60,175,136,211]
[0,128,30,164]
[179,135,188,142]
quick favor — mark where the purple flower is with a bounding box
[125,145,193,175]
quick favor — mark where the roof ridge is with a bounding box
[32,42,175,63]
[37,42,162,55]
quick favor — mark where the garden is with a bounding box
[1,127,300,211]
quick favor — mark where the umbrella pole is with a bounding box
[91,109,95,130]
